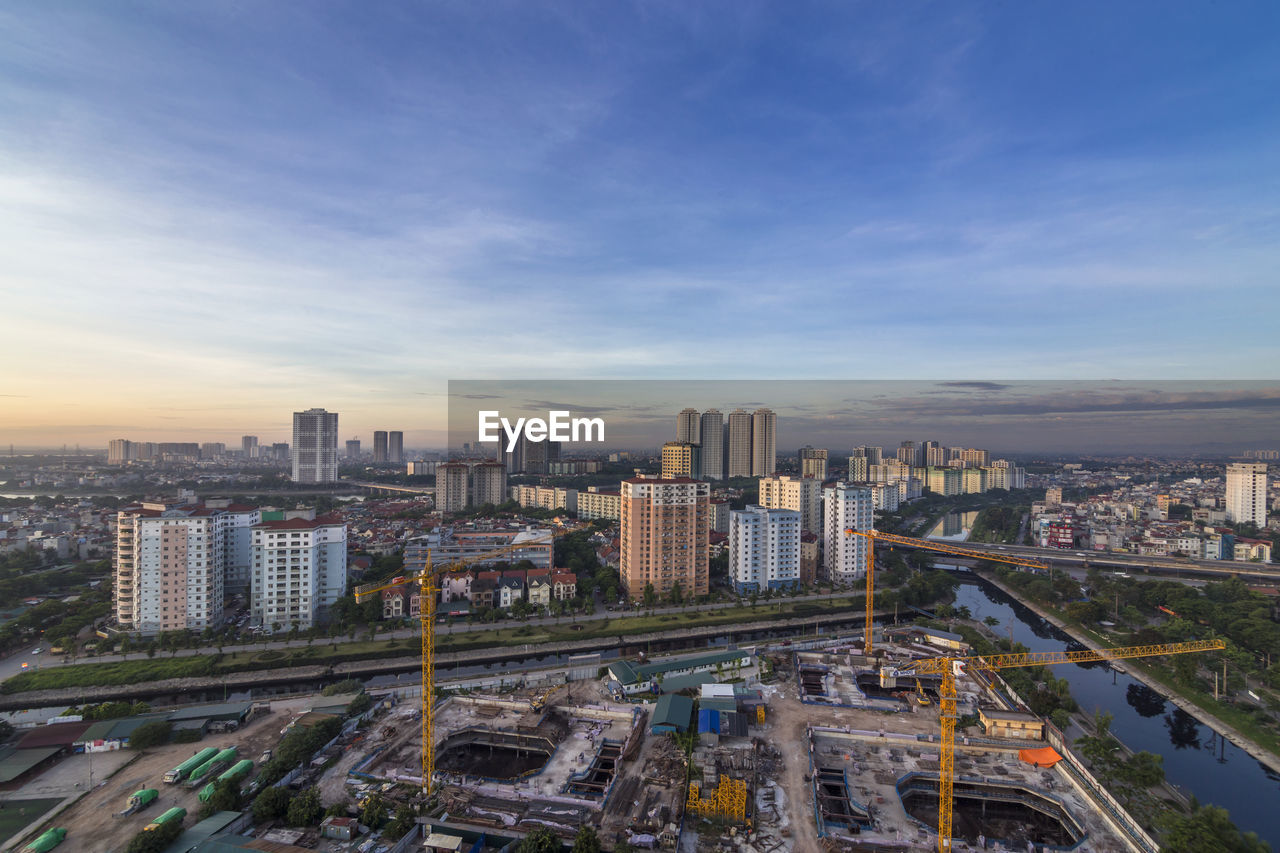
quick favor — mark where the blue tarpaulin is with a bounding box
[697,709,720,734]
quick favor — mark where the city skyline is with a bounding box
[2,4,1278,447]
[10,379,1280,456]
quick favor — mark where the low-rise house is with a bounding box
[552,572,577,600]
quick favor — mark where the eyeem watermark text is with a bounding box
[478,410,605,452]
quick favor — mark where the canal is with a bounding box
[954,577,1280,845]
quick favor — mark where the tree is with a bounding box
[669,582,683,607]
[385,804,416,840]
[203,778,241,816]
[359,794,387,829]
[1163,803,1269,853]
[516,826,561,853]
[286,787,323,827]
[1050,708,1072,732]
[572,825,602,853]
[642,583,657,611]
[252,787,291,822]
[129,720,172,750]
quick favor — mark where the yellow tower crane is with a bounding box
[842,529,1049,654]
[886,638,1225,852]
[352,525,571,794]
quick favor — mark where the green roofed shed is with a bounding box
[651,694,694,734]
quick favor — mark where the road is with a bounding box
[950,540,1280,580]
[10,589,871,671]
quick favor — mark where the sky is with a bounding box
[1,2,1278,449]
[447,380,1280,455]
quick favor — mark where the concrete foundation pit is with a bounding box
[435,729,555,781]
[897,773,1086,849]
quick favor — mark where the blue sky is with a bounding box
[1,2,1278,446]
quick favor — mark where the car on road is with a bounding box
[31,648,42,655]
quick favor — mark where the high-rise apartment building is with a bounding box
[388,431,404,464]
[373,431,389,464]
[251,515,347,632]
[822,483,874,584]
[925,443,948,467]
[242,435,259,459]
[928,467,963,496]
[700,409,724,480]
[109,439,136,465]
[848,455,869,482]
[620,476,709,600]
[799,447,828,481]
[958,448,990,468]
[1225,462,1268,526]
[437,462,470,513]
[726,409,752,478]
[506,434,559,474]
[676,408,701,445]
[292,408,339,483]
[751,408,777,476]
[201,443,226,460]
[758,474,823,536]
[897,441,921,467]
[114,502,258,634]
[729,506,801,594]
[852,446,883,466]
[346,439,361,459]
[661,441,701,479]
[472,461,508,507]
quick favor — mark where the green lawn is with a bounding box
[0,798,64,846]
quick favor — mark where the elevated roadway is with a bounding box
[931,540,1280,582]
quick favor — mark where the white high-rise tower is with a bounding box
[1225,462,1268,526]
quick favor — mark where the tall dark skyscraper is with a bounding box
[373,430,389,464]
[389,430,404,464]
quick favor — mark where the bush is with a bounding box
[130,720,173,750]
[322,678,363,696]
[173,728,203,744]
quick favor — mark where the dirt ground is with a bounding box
[757,656,946,853]
[35,698,315,853]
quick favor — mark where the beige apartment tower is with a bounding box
[726,409,753,478]
[620,476,710,600]
[751,408,777,476]
[676,408,701,444]
[436,462,470,513]
[661,441,700,479]
[758,474,823,536]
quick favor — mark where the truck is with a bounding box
[143,807,186,831]
[163,747,219,784]
[117,788,159,817]
[185,747,238,786]
[216,759,254,786]
[21,829,67,853]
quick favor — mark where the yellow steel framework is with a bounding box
[353,527,569,794]
[889,638,1226,852]
[842,529,1049,655]
[687,776,748,823]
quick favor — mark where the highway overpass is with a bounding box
[922,539,1280,582]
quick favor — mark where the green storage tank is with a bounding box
[21,828,66,853]
[144,807,186,831]
[164,747,219,783]
[216,759,254,785]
